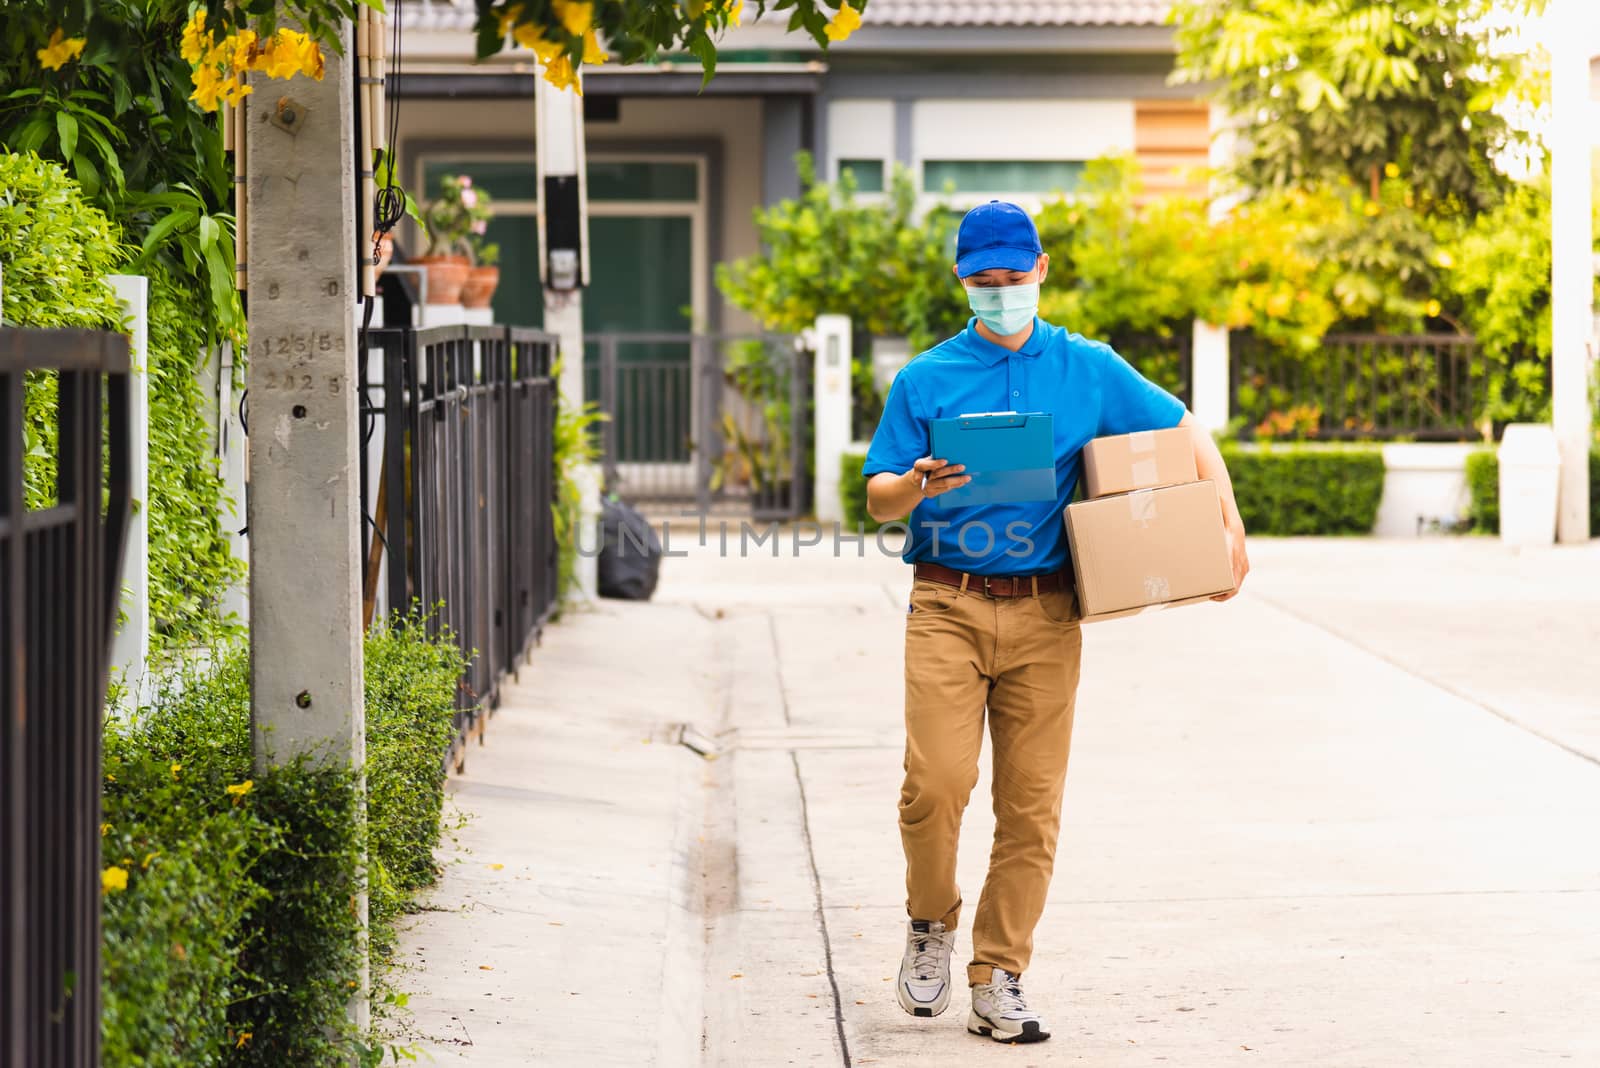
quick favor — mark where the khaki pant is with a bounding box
[899,576,1083,985]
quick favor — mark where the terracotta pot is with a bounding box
[413,254,471,304]
[460,265,501,309]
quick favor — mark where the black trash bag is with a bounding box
[597,496,662,600]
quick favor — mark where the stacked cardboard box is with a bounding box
[1064,427,1234,623]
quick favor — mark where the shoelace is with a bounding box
[909,927,954,979]
[988,977,1031,1017]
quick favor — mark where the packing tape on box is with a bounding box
[1130,457,1159,487]
[1142,575,1172,601]
[1127,489,1158,525]
[1127,429,1156,454]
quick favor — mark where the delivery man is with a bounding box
[862,200,1249,1044]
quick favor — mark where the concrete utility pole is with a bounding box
[244,19,369,1027]
[1549,0,1596,543]
[534,74,588,412]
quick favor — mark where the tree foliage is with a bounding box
[1170,0,1541,212]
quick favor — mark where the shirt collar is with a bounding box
[963,317,1051,366]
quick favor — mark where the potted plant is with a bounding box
[415,173,492,305]
[461,237,500,309]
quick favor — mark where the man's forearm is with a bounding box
[867,469,921,523]
[1185,418,1244,531]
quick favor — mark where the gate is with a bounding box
[2,328,133,1068]
[584,332,812,519]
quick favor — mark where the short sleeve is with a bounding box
[862,371,927,477]
[1096,345,1187,437]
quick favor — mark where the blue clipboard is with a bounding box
[928,411,1056,509]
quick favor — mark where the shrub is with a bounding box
[1220,443,1385,535]
[1463,449,1600,535]
[840,450,887,533]
[101,619,469,1066]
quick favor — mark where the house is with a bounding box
[393,0,1210,336]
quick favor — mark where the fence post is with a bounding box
[1190,321,1230,432]
[107,274,150,699]
[812,315,853,522]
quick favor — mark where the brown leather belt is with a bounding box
[913,562,1070,599]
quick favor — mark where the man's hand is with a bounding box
[1211,521,1250,601]
[864,457,970,523]
[912,456,970,499]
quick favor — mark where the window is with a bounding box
[587,161,698,202]
[421,159,538,202]
[838,158,885,193]
[922,160,1085,195]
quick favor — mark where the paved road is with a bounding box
[392,534,1600,1067]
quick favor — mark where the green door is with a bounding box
[583,160,699,465]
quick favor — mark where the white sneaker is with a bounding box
[968,966,1050,1044]
[895,919,955,1018]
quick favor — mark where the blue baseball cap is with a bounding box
[955,200,1043,278]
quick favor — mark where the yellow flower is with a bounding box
[141,851,160,870]
[221,75,253,107]
[498,5,525,36]
[180,12,211,64]
[228,30,258,72]
[169,761,182,780]
[191,63,224,111]
[542,53,581,94]
[1434,250,1455,269]
[824,2,862,42]
[225,780,254,805]
[582,29,609,65]
[553,0,594,37]
[1425,299,1442,318]
[100,822,110,837]
[255,33,301,80]
[38,28,87,71]
[725,0,745,25]
[234,1031,252,1050]
[1362,201,1381,217]
[1384,162,1400,179]
[102,866,129,894]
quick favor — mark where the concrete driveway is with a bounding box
[393,534,1600,1067]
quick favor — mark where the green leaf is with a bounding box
[56,111,79,163]
[134,208,197,266]
[198,213,220,254]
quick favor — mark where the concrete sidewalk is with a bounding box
[391,535,1600,1066]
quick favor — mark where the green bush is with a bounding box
[102,619,467,1066]
[1,151,126,509]
[1463,449,1600,535]
[840,450,889,533]
[1220,443,1386,535]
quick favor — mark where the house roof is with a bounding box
[398,0,1170,32]
[858,1,1169,26]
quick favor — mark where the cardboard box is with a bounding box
[1064,480,1234,623]
[1082,427,1197,499]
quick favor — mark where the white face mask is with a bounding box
[967,280,1039,336]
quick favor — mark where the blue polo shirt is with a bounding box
[862,317,1187,576]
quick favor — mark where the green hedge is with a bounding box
[1464,449,1600,535]
[102,619,466,1066]
[1219,443,1385,535]
[843,445,1386,536]
[838,450,886,533]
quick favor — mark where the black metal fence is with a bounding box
[1230,331,1508,441]
[2,328,132,1068]
[359,324,559,770]
[1111,331,1194,408]
[584,332,812,519]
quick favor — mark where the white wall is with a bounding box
[826,98,895,177]
[910,99,1135,165]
